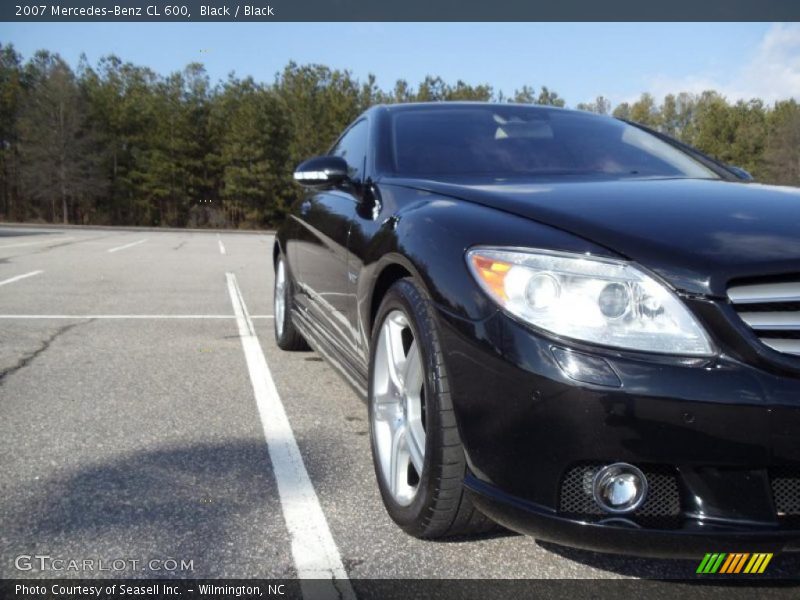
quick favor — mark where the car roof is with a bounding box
[371,101,575,114]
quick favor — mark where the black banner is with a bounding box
[2,579,800,600]
[3,0,800,22]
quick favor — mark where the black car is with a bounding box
[273,102,800,558]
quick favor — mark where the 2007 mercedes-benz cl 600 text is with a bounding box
[273,102,800,557]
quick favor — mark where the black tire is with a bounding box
[274,254,310,351]
[368,277,496,538]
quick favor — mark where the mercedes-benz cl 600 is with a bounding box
[274,102,800,557]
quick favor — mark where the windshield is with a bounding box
[390,106,719,180]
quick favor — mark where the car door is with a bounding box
[293,118,368,359]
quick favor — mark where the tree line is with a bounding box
[1,45,798,228]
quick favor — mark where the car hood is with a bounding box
[386,177,800,297]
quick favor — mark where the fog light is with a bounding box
[592,463,648,514]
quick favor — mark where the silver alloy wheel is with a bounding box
[275,259,286,338]
[371,309,426,506]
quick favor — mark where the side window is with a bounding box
[330,119,369,182]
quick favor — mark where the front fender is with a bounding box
[358,185,619,328]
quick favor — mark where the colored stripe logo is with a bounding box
[696,552,773,574]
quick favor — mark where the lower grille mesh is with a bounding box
[771,468,800,516]
[558,463,681,517]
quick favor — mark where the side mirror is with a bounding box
[293,156,349,189]
[727,165,754,182]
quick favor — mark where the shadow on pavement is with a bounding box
[0,440,298,578]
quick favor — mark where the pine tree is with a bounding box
[18,51,105,223]
[0,44,25,221]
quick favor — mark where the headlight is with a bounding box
[466,247,714,356]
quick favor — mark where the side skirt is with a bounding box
[292,307,369,401]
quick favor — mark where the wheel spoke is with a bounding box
[389,424,409,498]
[407,420,425,474]
[403,340,423,396]
[372,400,397,423]
[383,317,407,391]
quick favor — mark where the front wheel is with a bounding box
[368,278,495,538]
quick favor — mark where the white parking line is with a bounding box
[226,272,353,599]
[0,237,73,249]
[0,270,43,287]
[217,235,226,255]
[108,239,147,253]
[0,314,274,319]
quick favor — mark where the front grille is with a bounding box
[558,463,681,518]
[771,468,800,517]
[727,279,800,357]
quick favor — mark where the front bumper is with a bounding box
[434,304,800,558]
[466,476,800,558]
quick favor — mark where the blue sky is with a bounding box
[2,22,798,106]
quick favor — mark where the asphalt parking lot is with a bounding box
[1,225,798,586]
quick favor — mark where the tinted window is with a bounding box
[391,107,718,179]
[330,119,369,182]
